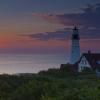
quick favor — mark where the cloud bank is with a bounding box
[22,28,71,41]
[33,3,100,28]
[24,3,100,41]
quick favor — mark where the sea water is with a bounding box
[0,54,68,74]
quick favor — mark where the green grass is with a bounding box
[0,69,99,100]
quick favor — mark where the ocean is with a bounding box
[0,54,68,74]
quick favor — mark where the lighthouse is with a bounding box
[70,26,80,64]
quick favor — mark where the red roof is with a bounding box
[81,53,100,70]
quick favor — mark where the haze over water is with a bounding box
[0,54,68,74]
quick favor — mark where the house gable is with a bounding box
[78,56,91,72]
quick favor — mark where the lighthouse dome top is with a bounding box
[72,26,79,35]
[73,26,78,30]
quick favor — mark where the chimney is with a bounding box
[88,50,91,54]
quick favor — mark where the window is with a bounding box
[81,60,84,64]
[97,61,100,64]
[81,59,87,65]
[84,60,87,65]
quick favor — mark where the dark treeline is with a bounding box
[0,64,100,100]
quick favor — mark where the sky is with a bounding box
[0,0,100,54]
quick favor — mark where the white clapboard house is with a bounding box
[78,51,100,72]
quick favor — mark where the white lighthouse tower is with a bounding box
[70,26,80,64]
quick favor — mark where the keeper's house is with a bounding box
[78,51,100,72]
